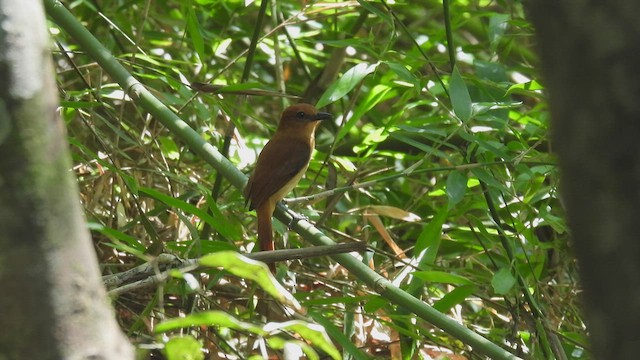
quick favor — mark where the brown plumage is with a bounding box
[244,104,331,268]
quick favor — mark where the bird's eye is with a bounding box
[296,111,305,119]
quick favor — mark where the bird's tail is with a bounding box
[256,201,276,273]
[257,202,274,252]
[257,202,276,272]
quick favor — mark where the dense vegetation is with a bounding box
[49,0,584,358]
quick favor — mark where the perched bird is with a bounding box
[244,104,332,260]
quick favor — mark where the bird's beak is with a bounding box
[312,112,332,121]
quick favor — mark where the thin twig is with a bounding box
[105,243,370,296]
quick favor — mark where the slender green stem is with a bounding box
[442,0,456,68]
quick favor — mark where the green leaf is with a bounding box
[309,310,370,360]
[266,321,341,360]
[492,267,516,295]
[317,62,379,108]
[266,339,319,360]
[138,187,240,240]
[59,100,103,109]
[450,65,473,121]
[390,132,452,160]
[475,60,508,82]
[539,207,568,234]
[471,168,508,191]
[412,271,473,285]
[415,207,448,257]
[88,222,145,254]
[385,61,420,88]
[335,84,395,144]
[356,0,392,26]
[446,170,467,208]
[506,80,545,98]
[158,136,180,160]
[354,127,388,154]
[433,284,477,313]
[164,335,204,360]
[199,251,301,310]
[362,295,387,313]
[186,5,205,61]
[458,130,511,159]
[488,14,510,49]
[155,310,265,334]
[405,207,449,297]
[120,173,139,195]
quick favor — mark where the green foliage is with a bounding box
[317,62,380,108]
[49,0,583,358]
[164,336,204,360]
[199,251,301,309]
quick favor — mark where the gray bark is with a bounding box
[0,1,133,358]
[528,1,640,359]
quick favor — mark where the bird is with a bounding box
[244,104,332,266]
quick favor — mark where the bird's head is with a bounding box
[277,104,332,134]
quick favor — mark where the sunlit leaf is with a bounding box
[164,335,204,360]
[317,62,379,108]
[186,6,205,61]
[266,339,319,360]
[335,84,395,143]
[507,80,545,98]
[199,251,301,310]
[385,61,420,89]
[366,205,421,222]
[155,310,265,334]
[158,136,180,160]
[413,271,473,285]
[264,321,340,360]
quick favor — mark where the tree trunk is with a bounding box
[528,2,640,359]
[0,1,133,358]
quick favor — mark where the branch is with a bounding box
[105,243,368,296]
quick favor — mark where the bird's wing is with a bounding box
[244,138,312,210]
